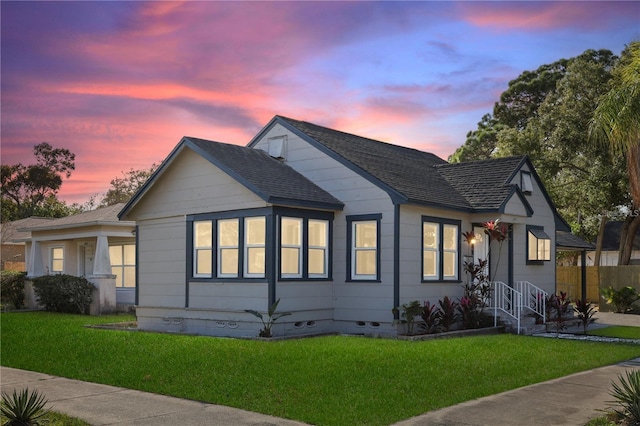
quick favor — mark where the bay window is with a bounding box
[527,226,551,263]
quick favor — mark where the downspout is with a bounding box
[580,250,587,301]
[393,203,400,319]
[508,226,514,286]
[267,212,277,307]
[135,225,140,306]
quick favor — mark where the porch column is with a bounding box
[27,241,44,277]
[90,235,116,314]
[93,235,111,275]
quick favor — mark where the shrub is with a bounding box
[546,292,571,336]
[608,369,640,424]
[1,388,50,426]
[31,274,95,314]
[421,301,439,334]
[393,301,424,335]
[1,271,27,309]
[601,286,640,313]
[574,298,596,334]
[438,296,459,332]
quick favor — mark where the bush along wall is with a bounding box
[0,271,27,309]
[31,274,95,314]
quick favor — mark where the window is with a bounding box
[244,217,265,277]
[347,214,381,281]
[193,221,213,277]
[190,213,266,280]
[281,217,302,277]
[51,246,64,273]
[218,219,238,277]
[527,226,551,262]
[521,171,533,194]
[308,219,328,278]
[422,217,460,281]
[110,244,136,287]
[279,216,329,279]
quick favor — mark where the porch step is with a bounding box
[496,313,546,335]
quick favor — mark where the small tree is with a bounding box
[245,299,291,338]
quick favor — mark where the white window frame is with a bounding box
[109,244,136,287]
[217,219,239,278]
[351,220,378,281]
[280,217,303,278]
[243,217,266,278]
[422,217,460,281]
[50,246,64,274]
[193,220,213,278]
[308,219,328,278]
[422,222,439,280]
[442,224,458,280]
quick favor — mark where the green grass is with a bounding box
[588,326,640,339]
[3,312,640,426]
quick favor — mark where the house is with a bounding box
[19,203,136,313]
[1,217,54,271]
[584,221,640,266]
[119,116,570,337]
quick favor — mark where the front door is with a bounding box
[472,226,489,278]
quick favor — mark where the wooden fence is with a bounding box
[556,265,640,308]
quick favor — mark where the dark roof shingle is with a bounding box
[186,137,344,210]
[277,116,528,212]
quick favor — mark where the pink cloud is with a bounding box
[458,2,638,31]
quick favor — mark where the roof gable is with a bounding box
[436,156,531,213]
[120,137,344,219]
[257,116,473,210]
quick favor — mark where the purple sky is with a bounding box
[2,1,638,205]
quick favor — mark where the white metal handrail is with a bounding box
[492,281,522,334]
[514,281,547,323]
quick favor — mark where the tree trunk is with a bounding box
[594,214,607,266]
[618,214,640,265]
[627,145,640,208]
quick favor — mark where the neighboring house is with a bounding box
[584,221,640,266]
[19,203,136,313]
[1,217,54,271]
[119,115,570,337]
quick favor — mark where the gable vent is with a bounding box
[267,135,287,160]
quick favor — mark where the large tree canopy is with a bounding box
[590,41,640,265]
[1,143,77,221]
[450,47,632,263]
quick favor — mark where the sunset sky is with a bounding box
[2,1,638,205]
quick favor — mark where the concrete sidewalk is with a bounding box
[1,312,639,426]
[0,367,308,426]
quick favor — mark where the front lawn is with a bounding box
[2,312,640,426]
[588,326,640,340]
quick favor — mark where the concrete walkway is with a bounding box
[1,312,639,426]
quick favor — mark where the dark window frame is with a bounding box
[421,216,461,283]
[346,213,382,282]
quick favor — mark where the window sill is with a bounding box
[421,279,462,284]
[346,279,382,283]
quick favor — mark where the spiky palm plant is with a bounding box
[609,369,640,425]
[1,388,50,426]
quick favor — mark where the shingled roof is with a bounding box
[273,116,528,212]
[436,156,529,212]
[186,137,344,210]
[21,203,132,232]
